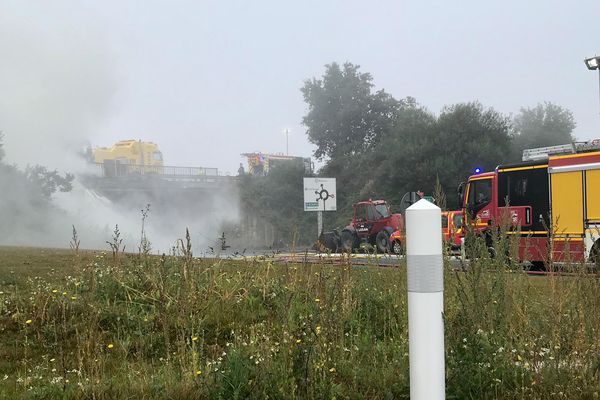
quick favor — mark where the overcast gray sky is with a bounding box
[2,0,600,174]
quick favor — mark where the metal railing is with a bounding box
[94,163,220,179]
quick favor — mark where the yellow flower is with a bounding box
[52,289,58,293]
[49,358,55,362]
[192,336,198,342]
[316,326,322,335]
[315,298,320,302]
[62,292,67,295]
[329,367,336,373]
[25,319,32,324]
[107,343,114,349]
[195,370,202,376]
[70,296,77,300]
[296,339,302,344]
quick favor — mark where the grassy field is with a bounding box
[1,241,600,399]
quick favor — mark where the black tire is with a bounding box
[392,239,403,255]
[376,229,392,253]
[340,230,358,252]
[530,261,546,271]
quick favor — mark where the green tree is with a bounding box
[372,102,512,209]
[238,163,315,246]
[301,62,399,161]
[25,165,74,198]
[511,102,576,161]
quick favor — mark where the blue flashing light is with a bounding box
[474,167,483,174]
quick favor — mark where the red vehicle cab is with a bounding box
[390,210,464,254]
[443,210,464,250]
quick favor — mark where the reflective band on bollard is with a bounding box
[406,199,445,400]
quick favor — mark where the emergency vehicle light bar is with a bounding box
[522,139,600,161]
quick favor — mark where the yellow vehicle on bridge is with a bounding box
[93,140,164,167]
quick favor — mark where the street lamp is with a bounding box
[584,55,600,114]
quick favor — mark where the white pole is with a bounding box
[406,199,445,400]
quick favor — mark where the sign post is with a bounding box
[317,210,323,238]
[303,178,336,238]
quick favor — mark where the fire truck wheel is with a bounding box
[340,230,358,253]
[376,229,392,253]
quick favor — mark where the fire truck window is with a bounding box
[441,215,449,229]
[467,179,492,211]
[516,179,527,196]
[355,204,367,221]
[375,204,390,218]
[367,205,378,221]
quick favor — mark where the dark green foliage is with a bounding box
[25,165,74,198]
[300,63,515,230]
[301,62,399,161]
[238,163,315,246]
[510,102,576,162]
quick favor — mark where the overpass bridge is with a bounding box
[84,163,238,195]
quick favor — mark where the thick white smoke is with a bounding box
[0,2,240,252]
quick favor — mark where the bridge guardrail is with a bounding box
[93,163,234,182]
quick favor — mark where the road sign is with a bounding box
[303,177,336,211]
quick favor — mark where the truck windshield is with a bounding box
[375,204,390,219]
[467,178,492,213]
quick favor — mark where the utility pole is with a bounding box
[284,128,290,155]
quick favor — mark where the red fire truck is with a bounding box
[459,140,600,266]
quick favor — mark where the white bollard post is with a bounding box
[406,199,445,400]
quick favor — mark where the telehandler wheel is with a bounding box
[392,239,403,255]
[340,230,358,252]
[376,229,392,253]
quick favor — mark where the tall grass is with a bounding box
[1,228,600,399]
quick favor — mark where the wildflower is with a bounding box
[315,298,320,302]
[195,370,202,376]
[25,319,32,325]
[192,336,198,342]
[329,367,336,373]
[62,292,67,295]
[107,344,114,349]
[296,339,302,344]
[49,358,55,362]
[70,296,77,300]
[316,326,322,335]
[52,290,58,293]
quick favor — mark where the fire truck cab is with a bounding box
[460,139,600,264]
